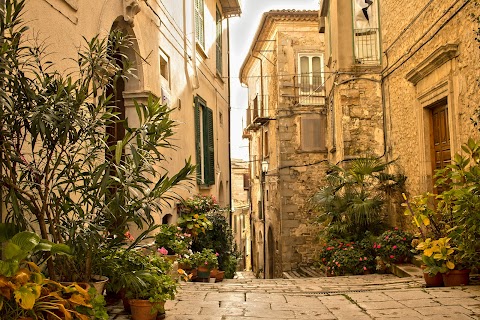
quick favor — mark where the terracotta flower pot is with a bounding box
[197,266,211,279]
[421,265,443,287]
[442,269,470,287]
[129,299,158,320]
[215,270,225,282]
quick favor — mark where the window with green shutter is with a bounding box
[194,96,215,186]
[216,6,223,75]
[194,0,205,49]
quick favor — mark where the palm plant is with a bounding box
[310,157,406,239]
[0,0,195,282]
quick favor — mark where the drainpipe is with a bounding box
[227,19,233,226]
[191,0,199,89]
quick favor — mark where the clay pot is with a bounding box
[421,265,443,287]
[129,299,158,320]
[197,266,211,279]
[90,275,109,295]
[442,269,470,287]
[215,270,225,282]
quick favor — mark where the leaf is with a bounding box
[51,244,72,255]
[115,140,123,165]
[10,232,40,254]
[446,261,455,270]
[424,248,434,257]
[14,284,41,310]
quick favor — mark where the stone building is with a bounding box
[231,158,251,270]
[240,10,327,278]
[320,0,480,223]
[21,0,241,225]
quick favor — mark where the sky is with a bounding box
[229,0,319,160]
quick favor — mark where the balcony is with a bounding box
[219,0,241,17]
[293,74,325,105]
[353,27,380,65]
[244,95,271,131]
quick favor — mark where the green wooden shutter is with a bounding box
[216,7,222,74]
[195,0,205,48]
[194,97,202,183]
[203,107,215,185]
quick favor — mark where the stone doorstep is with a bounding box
[389,263,424,279]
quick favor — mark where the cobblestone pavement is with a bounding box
[109,273,480,319]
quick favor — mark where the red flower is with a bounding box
[390,255,395,259]
[393,245,397,250]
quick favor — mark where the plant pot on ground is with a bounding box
[442,269,470,287]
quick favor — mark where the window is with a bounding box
[194,96,215,185]
[300,114,327,151]
[243,173,250,190]
[352,0,380,64]
[298,54,324,105]
[159,50,169,83]
[216,6,223,75]
[219,111,223,127]
[194,0,205,48]
[264,130,269,158]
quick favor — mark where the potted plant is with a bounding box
[190,249,219,281]
[325,244,373,276]
[126,272,177,320]
[415,238,446,287]
[0,228,108,319]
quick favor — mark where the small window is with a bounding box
[159,51,169,83]
[300,115,327,151]
[243,173,250,190]
[264,130,269,158]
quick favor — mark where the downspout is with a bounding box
[191,0,200,89]
[227,18,233,226]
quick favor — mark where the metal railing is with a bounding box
[353,27,380,65]
[294,74,325,105]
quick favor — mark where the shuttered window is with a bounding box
[300,115,327,151]
[194,96,215,186]
[194,0,205,49]
[216,6,223,75]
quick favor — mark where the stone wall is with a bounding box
[381,0,480,196]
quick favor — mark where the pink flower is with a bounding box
[393,245,397,250]
[394,227,399,230]
[403,237,406,241]
[364,257,367,260]
[177,227,182,230]
[204,261,208,265]
[390,255,395,259]
[373,243,377,249]
[326,247,332,251]
[377,244,381,249]
[124,231,134,241]
[158,247,169,255]
[385,236,389,240]
[359,258,363,261]
[363,266,367,271]
[215,252,219,257]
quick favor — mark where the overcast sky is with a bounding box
[229,0,318,160]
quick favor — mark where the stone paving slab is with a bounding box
[109,273,480,319]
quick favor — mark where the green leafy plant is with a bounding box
[310,157,406,240]
[155,224,191,255]
[325,244,373,276]
[416,237,455,275]
[0,229,107,319]
[0,0,194,283]
[191,213,238,277]
[374,228,414,264]
[190,249,219,270]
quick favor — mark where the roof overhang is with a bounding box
[220,0,242,18]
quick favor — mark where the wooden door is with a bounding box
[431,103,450,191]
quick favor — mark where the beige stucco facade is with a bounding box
[320,0,480,225]
[22,0,240,226]
[241,10,327,278]
[231,159,250,270]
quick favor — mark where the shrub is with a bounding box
[326,245,373,276]
[375,228,414,264]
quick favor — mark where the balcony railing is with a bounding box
[294,74,325,105]
[353,27,380,65]
[245,95,271,128]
